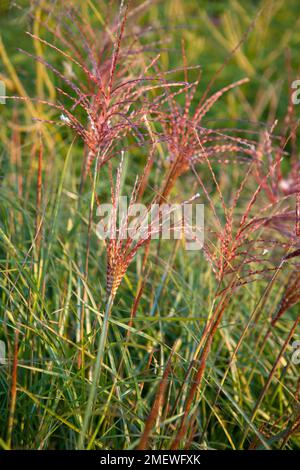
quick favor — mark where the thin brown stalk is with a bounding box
[240,312,300,448]
[171,280,235,449]
[170,336,212,450]
[137,341,178,450]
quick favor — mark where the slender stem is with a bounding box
[77,294,114,449]
[79,152,100,371]
[7,329,19,448]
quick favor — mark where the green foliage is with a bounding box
[0,0,299,450]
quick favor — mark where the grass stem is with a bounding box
[77,294,114,449]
